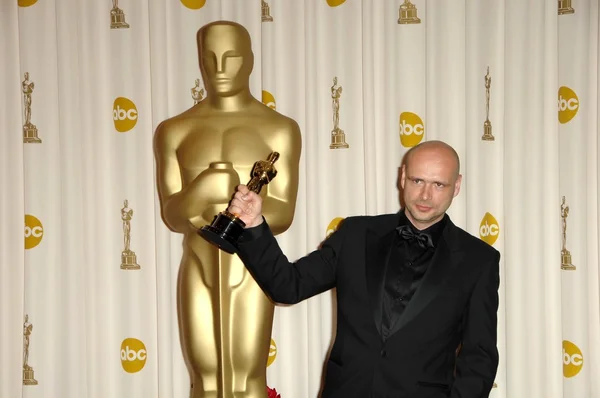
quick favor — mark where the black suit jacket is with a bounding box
[237,212,500,398]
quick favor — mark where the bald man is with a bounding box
[229,141,500,398]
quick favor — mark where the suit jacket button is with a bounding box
[380,349,386,357]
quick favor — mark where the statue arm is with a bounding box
[153,122,207,233]
[261,120,302,235]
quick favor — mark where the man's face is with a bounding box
[400,146,461,230]
[198,25,252,97]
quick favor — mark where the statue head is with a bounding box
[196,21,254,98]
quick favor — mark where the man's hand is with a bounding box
[228,184,264,228]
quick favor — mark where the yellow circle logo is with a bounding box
[113,97,138,132]
[267,338,277,367]
[25,214,44,249]
[399,112,424,147]
[121,338,147,373]
[18,0,38,6]
[563,340,583,378]
[326,217,345,238]
[479,212,499,246]
[180,0,206,9]
[558,86,579,124]
[327,0,346,6]
[262,90,276,110]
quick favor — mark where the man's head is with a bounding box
[196,21,253,97]
[400,140,462,230]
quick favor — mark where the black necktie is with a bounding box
[396,225,434,249]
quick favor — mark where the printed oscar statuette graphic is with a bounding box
[262,0,273,22]
[199,152,280,254]
[121,200,140,270]
[191,79,205,105]
[558,0,575,15]
[23,314,38,385]
[398,0,421,24]
[330,77,349,149]
[22,72,42,144]
[110,0,130,29]
[482,66,495,141]
[561,196,575,270]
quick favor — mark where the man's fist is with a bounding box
[227,184,264,228]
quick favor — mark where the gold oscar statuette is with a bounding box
[558,0,575,15]
[262,0,273,22]
[22,72,42,144]
[398,0,421,24]
[482,66,495,141]
[191,79,205,105]
[561,196,575,270]
[120,200,140,270]
[110,0,130,29]
[153,20,301,397]
[23,314,38,386]
[200,152,280,254]
[330,76,349,149]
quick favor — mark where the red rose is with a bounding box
[266,386,281,398]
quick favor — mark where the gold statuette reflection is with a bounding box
[561,196,575,270]
[153,20,301,398]
[398,0,421,24]
[558,0,575,15]
[110,0,130,29]
[330,77,349,149]
[262,0,273,22]
[191,79,206,105]
[23,314,38,385]
[22,73,42,144]
[482,66,494,141]
[121,200,140,270]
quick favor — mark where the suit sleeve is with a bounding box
[451,250,500,398]
[236,217,348,304]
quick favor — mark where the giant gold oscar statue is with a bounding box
[153,20,301,398]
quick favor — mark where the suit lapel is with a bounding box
[388,219,464,335]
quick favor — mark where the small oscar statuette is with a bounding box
[262,0,274,22]
[120,200,140,270]
[110,0,130,29]
[558,0,575,15]
[398,0,421,24]
[330,77,349,149]
[560,196,575,270]
[191,79,205,105]
[23,314,38,386]
[482,66,495,141]
[22,72,42,144]
[200,152,280,254]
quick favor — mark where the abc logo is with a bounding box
[262,90,277,111]
[120,338,147,373]
[267,338,277,367]
[399,112,425,148]
[18,0,38,6]
[479,212,499,246]
[563,340,583,378]
[558,86,579,124]
[326,217,345,239]
[180,0,206,9]
[113,97,138,133]
[24,214,44,249]
[327,0,346,6]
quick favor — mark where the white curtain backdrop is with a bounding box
[1,0,599,397]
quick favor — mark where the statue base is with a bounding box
[23,125,42,143]
[199,211,246,254]
[111,10,130,29]
[23,367,38,385]
[561,251,576,270]
[262,15,273,22]
[330,129,349,149]
[482,121,494,141]
[398,10,421,24]
[121,251,140,270]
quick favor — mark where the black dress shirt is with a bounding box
[380,210,447,340]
